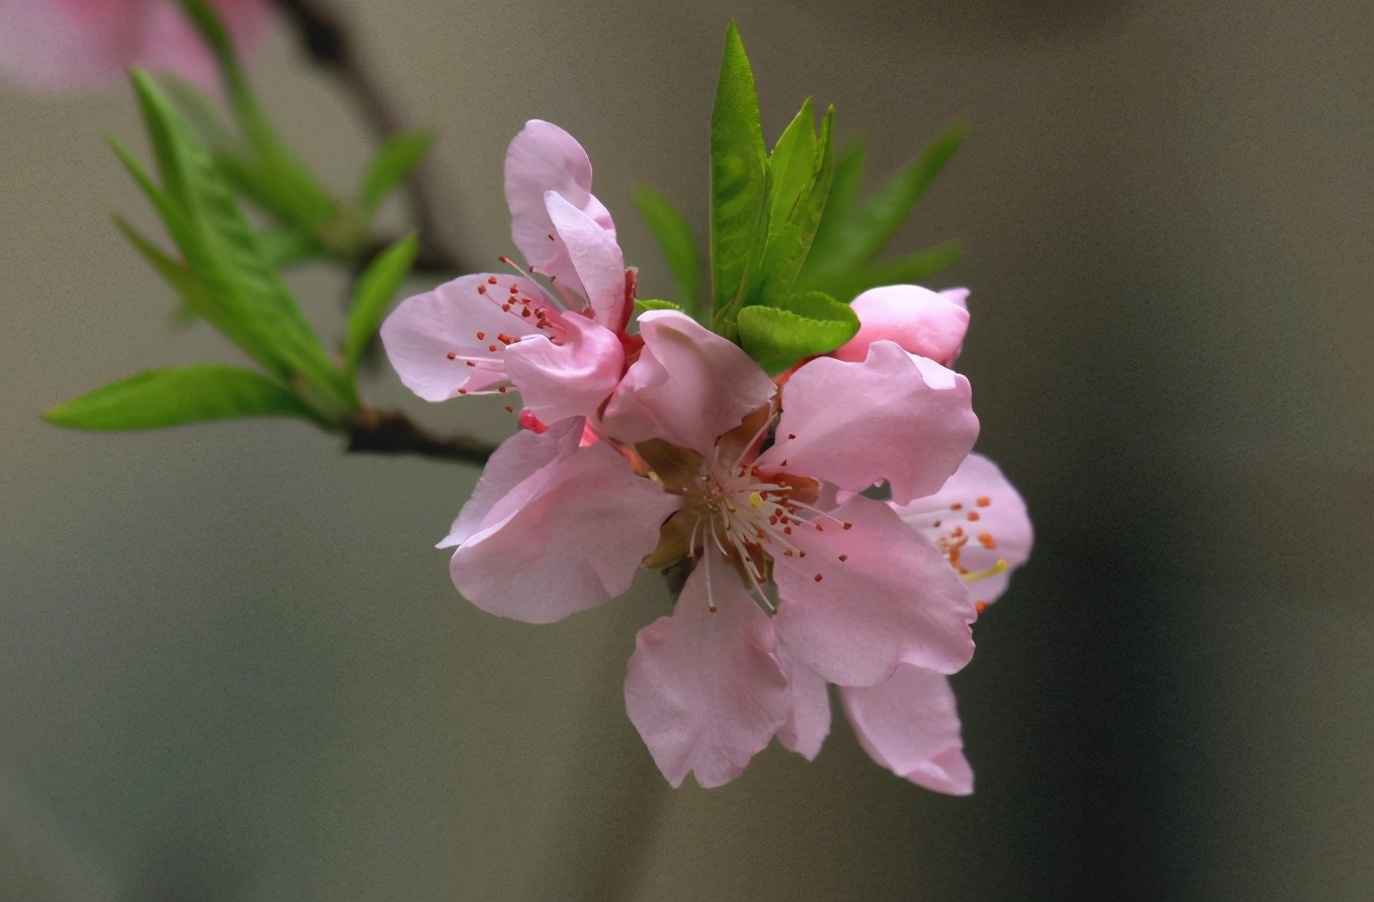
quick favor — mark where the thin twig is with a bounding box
[272,0,466,272]
[346,409,495,464]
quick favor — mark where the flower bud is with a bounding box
[832,285,970,367]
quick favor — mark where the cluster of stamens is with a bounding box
[924,496,1006,614]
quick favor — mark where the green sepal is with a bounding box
[633,298,685,317]
[344,234,418,377]
[709,21,769,336]
[359,130,434,216]
[44,365,318,431]
[633,184,702,316]
[736,290,858,373]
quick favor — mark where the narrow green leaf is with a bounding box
[757,105,835,308]
[359,131,434,215]
[710,21,769,332]
[44,365,316,430]
[125,72,348,406]
[254,228,322,268]
[737,290,858,373]
[834,123,965,270]
[815,241,964,302]
[802,138,866,279]
[633,184,702,314]
[113,215,207,308]
[633,298,685,317]
[765,97,818,245]
[344,234,418,376]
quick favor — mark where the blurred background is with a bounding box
[1,0,1370,898]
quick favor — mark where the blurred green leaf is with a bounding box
[633,184,702,315]
[737,290,858,373]
[757,104,834,309]
[359,131,434,216]
[345,234,418,376]
[804,139,865,277]
[710,21,769,337]
[44,365,316,430]
[812,241,963,302]
[125,72,349,410]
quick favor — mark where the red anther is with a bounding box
[487,276,498,285]
[502,304,513,312]
[783,526,792,535]
[978,533,997,550]
[497,333,515,345]
[498,255,514,265]
[842,522,853,530]
[457,388,468,395]
[813,573,823,582]
[838,553,849,562]
[814,523,824,532]
[466,361,476,368]
[446,351,457,360]
[477,284,487,295]
[547,233,555,241]
[798,551,807,559]
[504,405,514,413]
[509,285,520,294]
[497,386,508,393]
[488,344,498,352]
[975,601,988,616]
[950,503,963,511]
[933,520,942,528]
[967,511,981,521]
[476,331,486,340]
[951,527,964,537]
[521,308,532,317]
[783,549,794,557]
[976,497,991,507]
[787,433,796,440]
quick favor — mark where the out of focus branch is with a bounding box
[272,0,466,272]
[346,409,495,464]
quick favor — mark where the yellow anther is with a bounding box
[749,491,765,508]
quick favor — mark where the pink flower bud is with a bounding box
[832,285,971,367]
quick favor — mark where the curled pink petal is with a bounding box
[775,647,831,761]
[624,549,789,788]
[504,119,615,296]
[602,311,779,458]
[833,284,971,367]
[895,452,1033,607]
[545,192,628,330]
[0,0,270,90]
[758,340,979,505]
[441,419,682,624]
[771,495,975,686]
[380,273,558,402]
[504,312,625,425]
[840,664,974,795]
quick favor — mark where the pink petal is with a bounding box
[0,0,269,90]
[775,648,831,761]
[894,452,1033,607]
[380,273,558,402]
[771,495,976,686]
[757,340,979,505]
[602,311,779,458]
[504,120,615,296]
[624,549,789,788]
[504,312,625,425]
[832,284,971,368]
[440,419,682,624]
[545,192,628,330]
[840,664,974,795]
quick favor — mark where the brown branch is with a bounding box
[346,410,495,465]
[272,0,467,272]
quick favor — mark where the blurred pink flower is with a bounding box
[382,120,632,427]
[0,0,271,90]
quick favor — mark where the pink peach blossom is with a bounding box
[0,0,271,90]
[382,121,631,426]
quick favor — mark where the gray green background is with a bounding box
[1,0,1370,898]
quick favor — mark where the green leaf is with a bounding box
[813,241,964,302]
[125,72,349,408]
[757,104,834,308]
[709,21,769,336]
[822,123,965,273]
[803,138,866,278]
[633,298,685,317]
[633,184,702,314]
[765,98,818,243]
[344,234,418,376]
[359,131,434,216]
[737,290,858,373]
[44,365,316,431]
